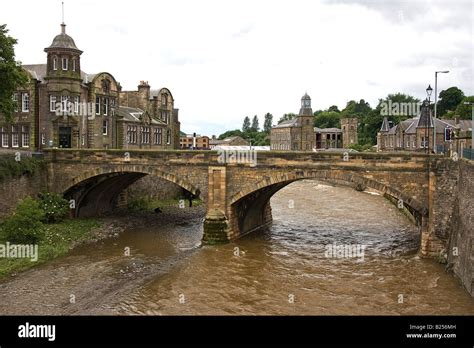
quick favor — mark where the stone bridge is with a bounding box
[43,149,458,257]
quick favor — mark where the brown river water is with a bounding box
[0,180,472,315]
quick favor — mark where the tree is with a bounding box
[251,115,259,132]
[263,112,273,133]
[242,116,251,132]
[454,96,474,120]
[0,24,29,122]
[328,105,340,113]
[314,111,340,128]
[278,113,297,124]
[218,129,243,140]
[437,87,465,117]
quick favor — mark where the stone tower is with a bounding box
[341,118,358,148]
[299,93,314,150]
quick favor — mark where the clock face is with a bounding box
[305,100,310,106]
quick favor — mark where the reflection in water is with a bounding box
[0,180,472,315]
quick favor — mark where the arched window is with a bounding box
[162,94,168,106]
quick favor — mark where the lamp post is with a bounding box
[425,85,433,153]
[434,71,449,153]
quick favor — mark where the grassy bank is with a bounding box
[0,218,101,278]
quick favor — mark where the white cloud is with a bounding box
[1,0,472,136]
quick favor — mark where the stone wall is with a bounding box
[0,171,47,220]
[447,159,474,296]
[126,175,183,201]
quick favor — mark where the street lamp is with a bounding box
[426,85,432,102]
[434,71,449,153]
[423,84,433,153]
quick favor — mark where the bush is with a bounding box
[38,192,70,223]
[127,197,150,212]
[0,197,45,244]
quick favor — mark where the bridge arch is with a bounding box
[63,165,201,217]
[228,169,427,239]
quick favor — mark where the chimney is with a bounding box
[454,116,460,126]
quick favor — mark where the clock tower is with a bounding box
[298,93,314,150]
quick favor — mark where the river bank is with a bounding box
[0,202,205,280]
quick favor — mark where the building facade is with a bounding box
[377,105,473,156]
[180,134,210,149]
[270,94,354,151]
[209,136,249,149]
[0,22,180,151]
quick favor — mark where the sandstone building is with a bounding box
[0,22,180,151]
[270,94,357,151]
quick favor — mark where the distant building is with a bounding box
[377,104,473,156]
[209,136,249,149]
[270,94,355,151]
[341,118,358,148]
[180,134,210,149]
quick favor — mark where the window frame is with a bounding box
[62,57,68,71]
[22,93,29,113]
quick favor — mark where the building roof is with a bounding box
[385,116,473,135]
[213,145,270,151]
[209,136,248,145]
[116,106,166,125]
[45,24,82,53]
[380,116,390,132]
[22,63,93,84]
[272,118,299,128]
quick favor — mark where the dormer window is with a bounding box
[162,94,168,106]
[62,57,68,70]
[53,57,58,70]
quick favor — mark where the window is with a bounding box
[12,94,18,112]
[406,138,409,148]
[50,96,57,112]
[421,136,429,148]
[22,126,29,147]
[1,127,8,147]
[103,97,108,116]
[95,96,101,115]
[72,59,76,72]
[61,95,69,112]
[41,133,46,145]
[11,126,19,147]
[161,110,168,124]
[102,120,108,135]
[22,93,29,112]
[140,126,150,144]
[74,96,80,113]
[53,57,58,70]
[412,136,416,148]
[166,129,171,144]
[62,57,68,70]
[156,128,162,144]
[127,126,137,144]
[162,94,168,106]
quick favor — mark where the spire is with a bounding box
[380,116,390,132]
[61,2,66,34]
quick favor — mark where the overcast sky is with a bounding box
[2,0,472,135]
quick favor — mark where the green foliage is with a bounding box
[328,105,340,113]
[278,113,296,124]
[250,115,260,132]
[218,129,243,140]
[314,111,341,128]
[263,113,273,133]
[341,99,372,118]
[437,87,464,117]
[0,154,44,182]
[454,96,474,119]
[0,24,29,122]
[348,143,374,152]
[0,197,45,244]
[38,192,69,223]
[242,116,251,132]
[127,197,150,212]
